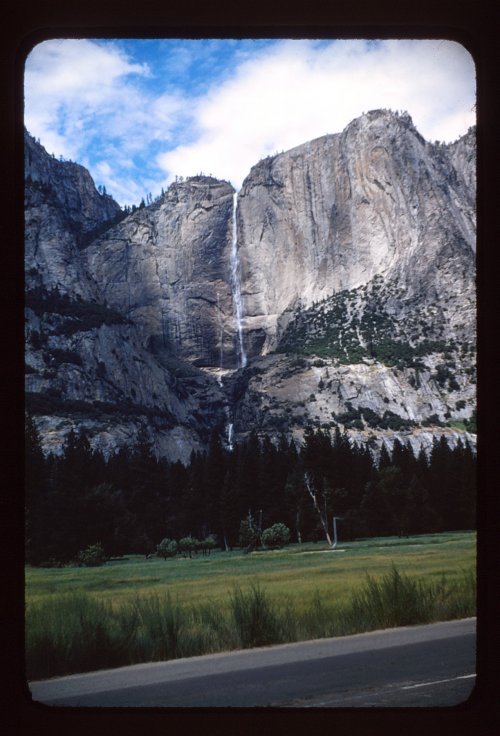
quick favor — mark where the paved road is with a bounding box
[29,618,476,708]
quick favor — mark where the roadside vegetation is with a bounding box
[26,531,476,680]
[25,411,476,681]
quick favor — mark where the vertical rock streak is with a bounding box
[231,192,247,368]
[216,290,224,384]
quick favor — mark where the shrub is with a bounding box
[76,543,107,567]
[238,517,261,551]
[178,536,197,558]
[200,534,218,555]
[156,538,178,559]
[261,523,291,549]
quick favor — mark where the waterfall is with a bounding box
[231,192,247,369]
[224,192,246,453]
[226,422,234,451]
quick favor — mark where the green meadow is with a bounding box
[26,531,476,680]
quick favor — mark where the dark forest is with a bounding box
[25,414,476,567]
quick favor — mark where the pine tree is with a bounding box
[25,414,49,564]
[378,442,392,471]
[428,435,454,530]
[203,430,227,537]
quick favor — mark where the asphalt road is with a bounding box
[29,617,476,708]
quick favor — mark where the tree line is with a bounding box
[25,415,476,566]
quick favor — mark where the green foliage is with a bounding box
[229,583,283,648]
[238,516,261,551]
[25,592,137,680]
[434,363,457,389]
[178,536,197,558]
[132,592,184,660]
[156,538,178,559]
[24,391,176,425]
[422,414,445,427]
[464,409,477,433]
[346,565,476,630]
[261,523,291,549]
[76,543,107,567]
[201,534,218,555]
[276,278,459,368]
[25,286,129,335]
[26,562,476,679]
[25,414,476,568]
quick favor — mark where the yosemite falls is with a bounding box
[231,192,247,369]
[24,110,476,462]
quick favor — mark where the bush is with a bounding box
[156,538,178,559]
[76,543,106,567]
[178,536,197,558]
[238,518,261,551]
[261,523,291,550]
[200,534,218,556]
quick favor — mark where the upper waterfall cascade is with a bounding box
[231,192,247,368]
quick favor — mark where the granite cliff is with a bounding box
[24,110,476,460]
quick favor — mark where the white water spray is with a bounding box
[231,192,247,369]
[226,422,234,451]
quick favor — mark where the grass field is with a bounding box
[25,531,476,680]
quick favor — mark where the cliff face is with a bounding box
[25,131,122,297]
[237,110,475,354]
[24,133,228,463]
[24,111,476,460]
[83,177,239,368]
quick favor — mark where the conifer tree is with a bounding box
[25,414,49,564]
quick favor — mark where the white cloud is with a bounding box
[25,40,150,159]
[25,38,475,204]
[158,39,476,190]
[25,40,184,160]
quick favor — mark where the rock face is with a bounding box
[24,110,476,460]
[236,109,475,354]
[83,177,240,368]
[25,130,123,298]
[24,133,228,463]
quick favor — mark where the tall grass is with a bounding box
[132,593,184,661]
[230,583,284,648]
[347,565,437,629]
[26,566,476,681]
[25,592,137,679]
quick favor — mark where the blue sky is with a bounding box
[24,38,476,207]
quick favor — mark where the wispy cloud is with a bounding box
[25,38,187,202]
[25,38,476,206]
[25,40,150,157]
[158,40,476,189]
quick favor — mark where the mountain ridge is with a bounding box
[24,109,476,461]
